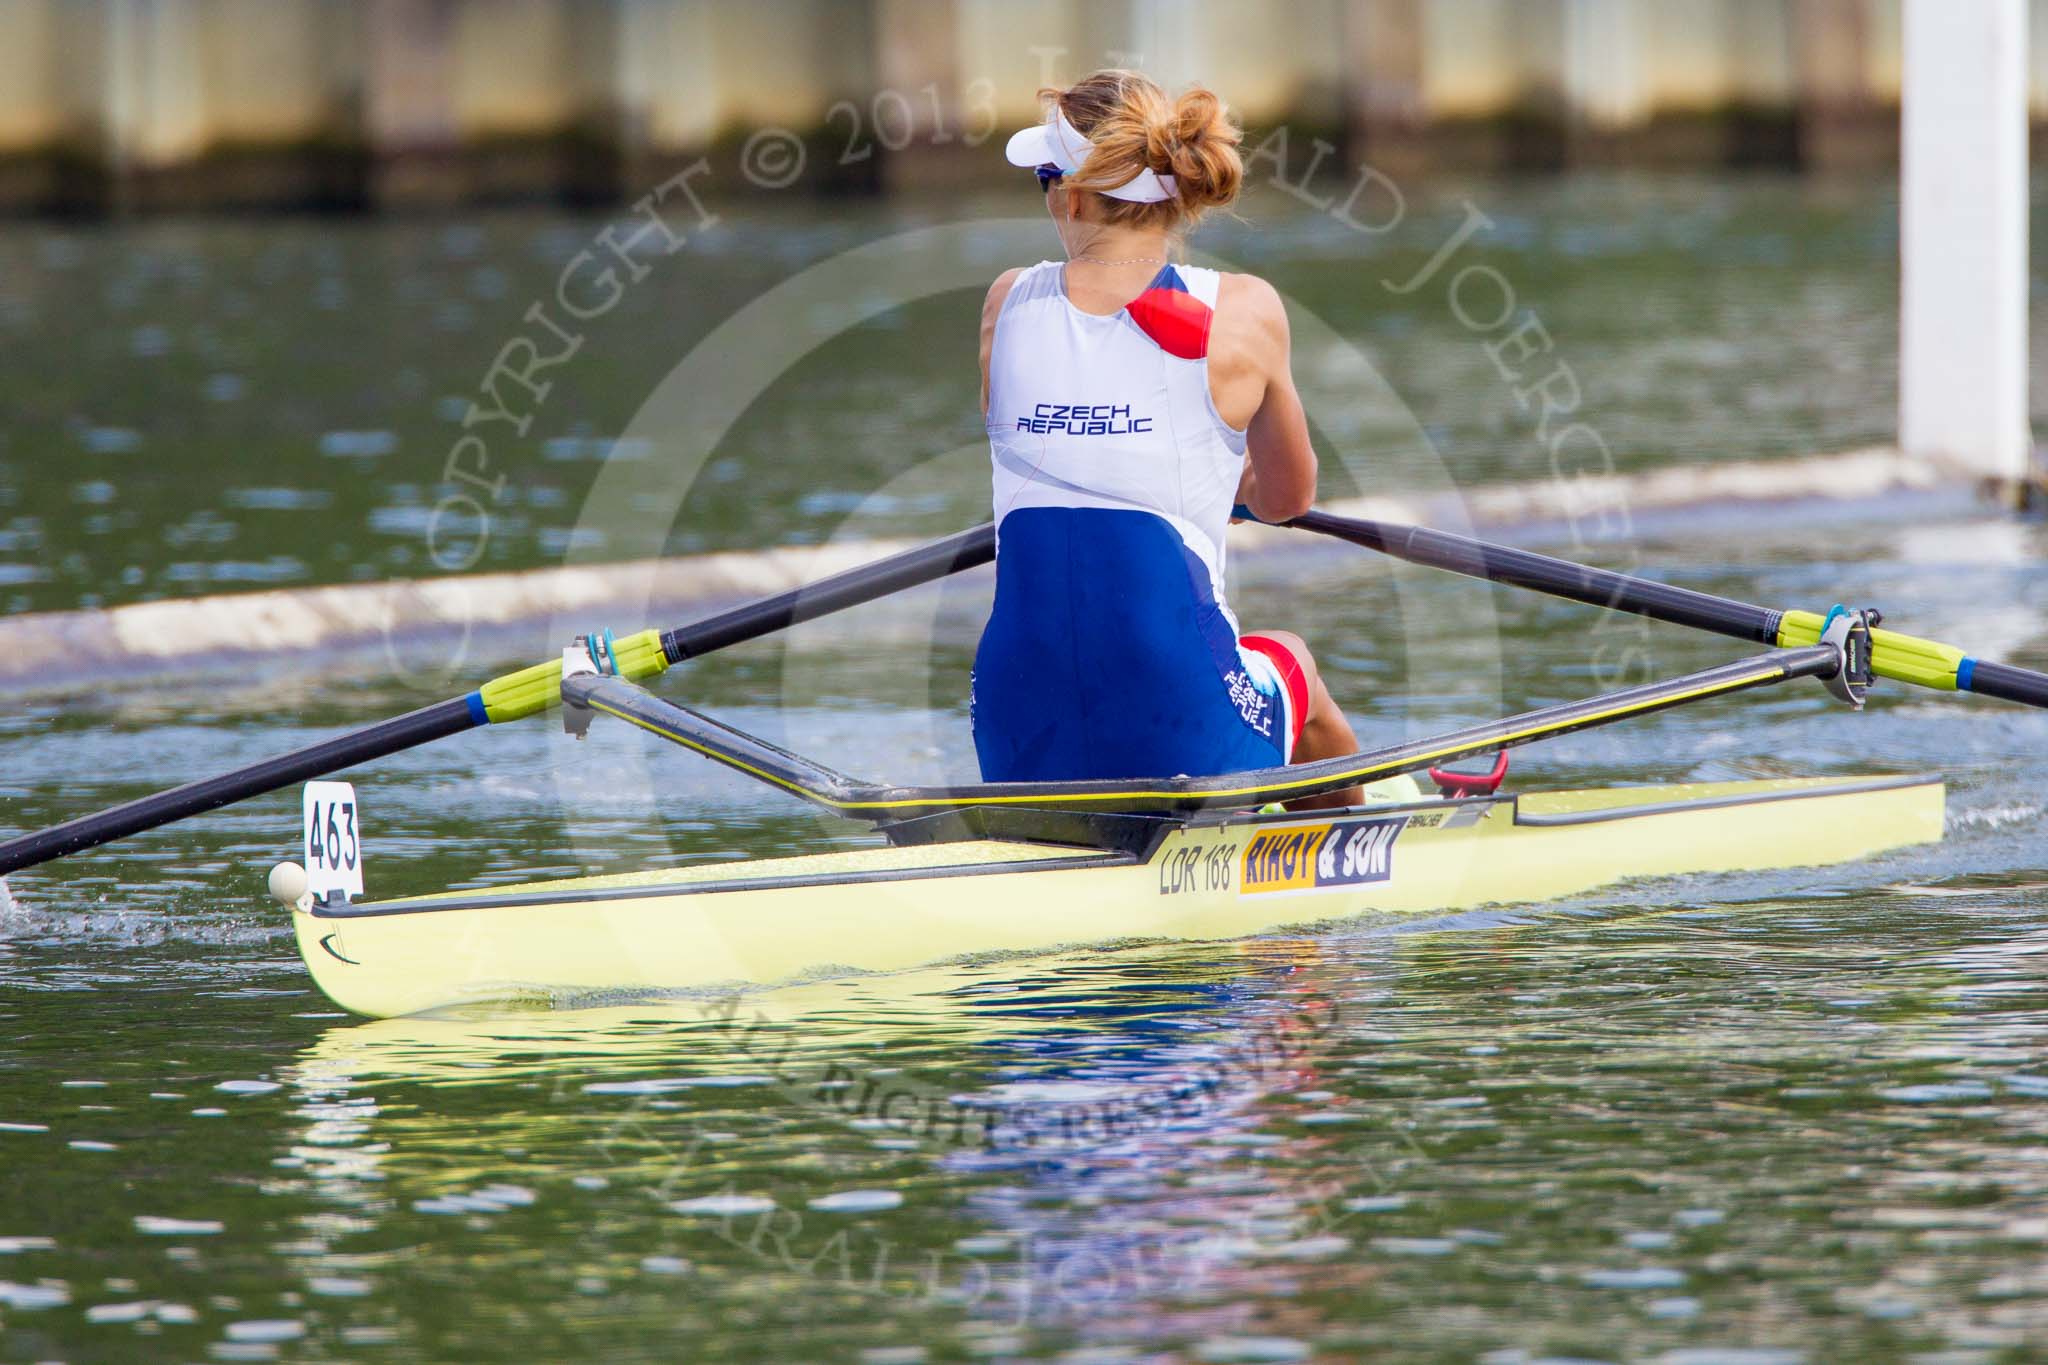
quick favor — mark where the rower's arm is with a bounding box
[1225,276,1318,522]
[979,268,1023,415]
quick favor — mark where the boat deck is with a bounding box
[358,839,1131,914]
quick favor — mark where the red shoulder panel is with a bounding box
[1126,286,1212,360]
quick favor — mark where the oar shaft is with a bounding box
[1290,510,1781,645]
[0,699,476,876]
[1963,659,2048,710]
[1290,508,2048,710]
[0,524,1000,876]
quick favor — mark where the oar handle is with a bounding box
[663,523,995,660]
[467,525,998,725]
[1287,509,1782,643]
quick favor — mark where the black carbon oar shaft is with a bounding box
[0,524,999,877]
[1288,508,2048,711]
[0,700,476,876]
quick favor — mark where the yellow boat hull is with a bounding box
[292,775,1944,1018]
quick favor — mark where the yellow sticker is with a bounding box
[1241,817,1406,895]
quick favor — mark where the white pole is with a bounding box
[1899,0,2032,492]
[1562,0,1648,133]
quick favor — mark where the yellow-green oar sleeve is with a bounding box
[474,629,671,724]
[1775,610,1967,692]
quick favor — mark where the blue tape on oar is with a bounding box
[1957,656,1977,691]
[583,627,620,676]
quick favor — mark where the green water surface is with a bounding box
[0,172,2046,1362]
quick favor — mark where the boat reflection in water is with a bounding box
[280,941,1398,1331]
[269,886,2005,1351]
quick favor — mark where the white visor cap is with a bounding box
[1003,106,1178,204]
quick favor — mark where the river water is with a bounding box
[1,174,2047,1361]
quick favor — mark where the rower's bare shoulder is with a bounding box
[1212,273,1290,375]
[1216,272,1289,341]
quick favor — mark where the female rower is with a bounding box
[973,69,1363,807]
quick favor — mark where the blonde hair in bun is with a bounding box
[1043,69,1243,232]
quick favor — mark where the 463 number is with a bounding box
[307,799,358,873]
[301,780,366,901]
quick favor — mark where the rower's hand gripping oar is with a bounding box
[1277,507,2048,711]
[0,524,996,876]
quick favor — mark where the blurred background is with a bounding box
[4,0,2042,627]
[0,0,2010,213]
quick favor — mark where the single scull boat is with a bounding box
[293,769,1941,1019]
[0,509,2034,1018]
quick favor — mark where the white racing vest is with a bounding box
[986,260,1248,618]
[973,261,1292,783]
